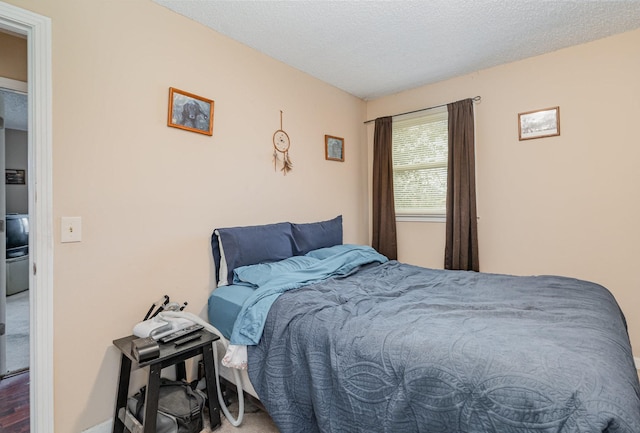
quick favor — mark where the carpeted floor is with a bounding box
[5,290,29,373]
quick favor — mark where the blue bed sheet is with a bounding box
[207,284,256,340]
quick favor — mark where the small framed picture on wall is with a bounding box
[518,106,560,140]
[6,169,25,185]
[325,135,344,162]
[167,87,214,136]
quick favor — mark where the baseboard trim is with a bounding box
[82,419,112,433]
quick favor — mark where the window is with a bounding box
[392,107,448,221]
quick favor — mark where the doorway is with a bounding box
[0,85,29,376]
[0,3,53,433]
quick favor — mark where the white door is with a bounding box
[0,86,27,376]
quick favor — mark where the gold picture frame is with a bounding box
[518,106,560,140]
[167,87,214,136]
[325,135,344,162]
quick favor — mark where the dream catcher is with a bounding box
[273,110,293,175]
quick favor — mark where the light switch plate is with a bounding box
[61,216,82,243]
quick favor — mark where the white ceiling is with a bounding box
[0,89,27,131]
[153,0,640,100]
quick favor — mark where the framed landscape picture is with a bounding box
[518,107,560,140]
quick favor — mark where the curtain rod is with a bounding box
[363,96,481,124]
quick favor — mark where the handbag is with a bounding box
[126,378,206,433]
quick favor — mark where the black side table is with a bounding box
[112,330,221,433]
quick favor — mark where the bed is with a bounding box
[207,216,640,433]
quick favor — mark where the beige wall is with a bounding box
[5,0,367,431]
[0,31,27,82]
[367,29,640,356]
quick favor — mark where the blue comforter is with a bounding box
[247,259,640,433]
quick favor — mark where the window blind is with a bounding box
[392,108,448,216]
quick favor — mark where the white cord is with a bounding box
[160,311,245,427]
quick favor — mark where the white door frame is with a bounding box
[0,3,53,433]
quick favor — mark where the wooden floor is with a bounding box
[0,370,29,433]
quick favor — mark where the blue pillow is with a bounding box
[292,215,343,255]
[233,255,319,287]
[304,243,361,260]
[212,222,295,286]
[211,216,343,286]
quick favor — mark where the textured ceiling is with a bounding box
[153,0,640,100]
[0,89,27,131]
